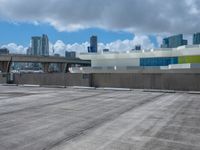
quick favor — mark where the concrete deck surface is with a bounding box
[0,86,200,150]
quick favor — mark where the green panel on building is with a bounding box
[178,56,200,64]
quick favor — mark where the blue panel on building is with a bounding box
[140,57,178,66]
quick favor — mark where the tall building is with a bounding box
[31,34,49,56]
[88,36,98,53]
[161,34,187,48]
[193,33,200,45]
[31,36,41,55]
[41,34,49,56]
[26,47,32,55]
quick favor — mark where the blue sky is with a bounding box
[0,20,160,55]
[0,21,134,46]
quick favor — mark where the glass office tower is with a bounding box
[161,34,187,48]
[193,33,200,45]
[31,34,49,56]
[88,36,98,53]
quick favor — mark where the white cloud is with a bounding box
[1,43,27,54]
[49,40,89,56]
[50,35,155,56]
[100,35,154,52]
[156,36,164,47]
[50,40,66,55]
[4,34,193,56]
[183,35,193,45]
[0,35,155,55]
[0,0,200,34]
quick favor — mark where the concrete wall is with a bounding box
[91,73,200,91]
[7,72,200,91]
[14,73,91,87]
[0,73,7,84]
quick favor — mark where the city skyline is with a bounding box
[0,0,200,55]
[0,32,199,56]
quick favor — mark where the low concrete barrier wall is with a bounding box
[0,73,7,84]
[91,73,200,91]
[11,72,200,91]
[14,73,91,87]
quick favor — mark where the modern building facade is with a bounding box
[77,45,200,68]
[31,34,49,56]
[88,36,98,53]
[193,33,200,45]
[161,34,188,48]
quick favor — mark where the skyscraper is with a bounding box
[41,34,49,56]
[26,47,32,55]
[88,36,98,53]
[31,34,49,56]
[161,34,187,48]
[31,36,41,56]
[193,33,200,45]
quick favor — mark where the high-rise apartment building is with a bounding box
[31,34,49,56]
[193,33,200,45]
[41,34,49,56]
[88,36,98,53]
[31,36,41,56]
[161,34,187,48]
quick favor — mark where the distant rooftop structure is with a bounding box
[132,45,141,51]
[103,49,109,52]
[54,53,60,57]
[0,48,9,54]
[65,51,76,58]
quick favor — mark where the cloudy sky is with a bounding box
[0,0,199,55]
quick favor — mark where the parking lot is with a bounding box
[0,86,200,150]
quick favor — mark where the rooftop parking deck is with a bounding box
[0,86,200,150]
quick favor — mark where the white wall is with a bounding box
[92,58,140,67]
